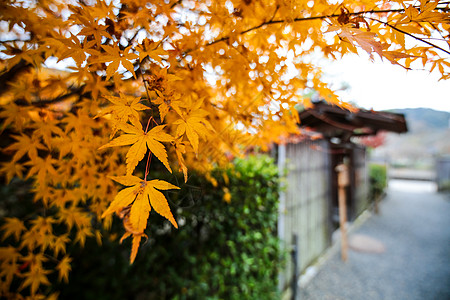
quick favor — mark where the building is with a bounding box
[277,101,407,295]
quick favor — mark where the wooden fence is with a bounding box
[277,139,332,291]
[277,140,370,294]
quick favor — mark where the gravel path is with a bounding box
[298,180,450,300]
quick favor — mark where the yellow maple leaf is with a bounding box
[0,160,24,184]
[129,234,142,264]
[102,175,178,264]
[136,39,166,63]
[99,123,173,174]
[56,256,72,283]
[174,99,213,154]
[1,217,26,241]
[25,156,58,188]
[97,93,149,136]
[20,264,51,295]
[52,234,70,256]
[103,175,179,231]
[91,44,138,79]
[3,134,46,162]
[328,24,383,58]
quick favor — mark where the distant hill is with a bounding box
[386,108,450,133]
[371,108,450,169]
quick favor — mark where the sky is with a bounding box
[322,54,450,112]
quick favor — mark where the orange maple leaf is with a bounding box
[97,93,149,136]
[103,175,179,230]
[99,123,174,174]
[102,175,179,263]
[91,44,138,79]
[174,99,213,154]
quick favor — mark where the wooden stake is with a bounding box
[336,163,349,262]
[338,185,348,262]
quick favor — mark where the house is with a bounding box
[276,101,407,295]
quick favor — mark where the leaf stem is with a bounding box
[144,116,153,134]
[144,152,153,182]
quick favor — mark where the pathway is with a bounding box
[298,179,450,300]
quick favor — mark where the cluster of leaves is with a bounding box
[3,155,281,299]
[369,163,387,200]
[0,0,449,298]
[355,131,386,148]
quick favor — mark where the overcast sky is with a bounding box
[322,54,450,112]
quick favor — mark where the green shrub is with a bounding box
[369,163,387,200]
[53,155,281,299]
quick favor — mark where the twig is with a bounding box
[367,17,450,55]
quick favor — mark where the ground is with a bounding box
[298,179,450,300]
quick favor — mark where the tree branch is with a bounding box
[0,60,33,97]
[367,17,450,55]
[14,86,85,107]
[204,8,408,49]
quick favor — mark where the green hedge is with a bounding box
[369,163,387,200]
[54,155,281,299]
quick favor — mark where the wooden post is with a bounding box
[374,193,380,215]
[336,163,349,262]
[291,234,298,300]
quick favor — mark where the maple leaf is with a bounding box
[31,119,66,149]
[0,160,24,184]
[382,51,421,68]
[48,33,96,66]
[99,123,174,174]
[0,103,30,132]
[97,93,149,135]
[1,217,26,241]
[52,234,70,256]
[130,234,143,264]
[91,45,138,79]
[73,8,113,46]
[20,264,51,295]
[3,134,46,162]
[0,246,21,289]
[56,256,72,283]
[103,175,179,231]
[174,108,213,154]
[119,231,147,264]
[25,156,59,187]
[136,39,166,63]
[329,25,383,58]
[151,90,184,121]
[101,175,178,263]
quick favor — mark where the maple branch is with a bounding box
[170,0,183,9]
[367,17,450,55]
[198,7,450,57]
[0,39,31,43]
[0,60,32,97]
[128,28,144,46]
[14,86,85,107]
[203,8,407,49]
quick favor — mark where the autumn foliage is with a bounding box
[0,0,449,298]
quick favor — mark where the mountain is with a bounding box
[386,108,450,133]
[371,108,450,169]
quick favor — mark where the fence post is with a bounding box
[336,163,349,262]
[291,233,299,300]
[277,144,287,291]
